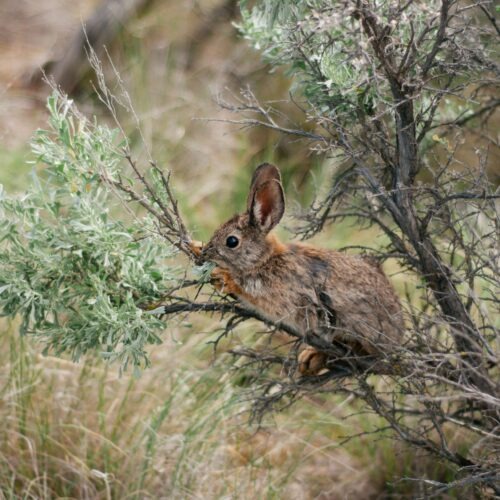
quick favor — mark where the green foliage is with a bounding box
[238,1,368,119]
[0,95,181,371]
[238,0,493,134]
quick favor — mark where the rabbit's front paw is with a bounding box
[211,267,243,296]
[298,346,328,376]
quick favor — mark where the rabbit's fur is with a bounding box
[198,164,403,372]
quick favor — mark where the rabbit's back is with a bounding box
[237,240,403,354]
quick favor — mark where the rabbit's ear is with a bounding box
[248,165,285,232]
[247,163,282,212]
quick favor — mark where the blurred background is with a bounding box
[0,1,483,498]
[0,0,318,217]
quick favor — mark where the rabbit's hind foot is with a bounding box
[298,346,328,376]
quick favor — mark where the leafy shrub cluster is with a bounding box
[0,95,180,370]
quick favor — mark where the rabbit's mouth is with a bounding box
[195,251,208,267]
[196,244,217,266]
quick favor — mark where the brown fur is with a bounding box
[198,164,404,372]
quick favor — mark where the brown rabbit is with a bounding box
[197,163,403,375]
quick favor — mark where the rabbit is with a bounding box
[195,163,404,375]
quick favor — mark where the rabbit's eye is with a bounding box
[226,235,239,248]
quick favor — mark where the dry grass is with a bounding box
[0,319,390,499]
[0,315,459,498]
